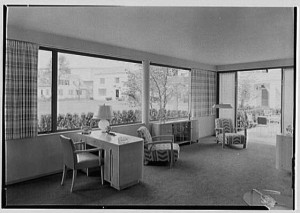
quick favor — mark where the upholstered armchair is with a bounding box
[215,118,247,149]
[60,135,104,192]
[137,126,180,168]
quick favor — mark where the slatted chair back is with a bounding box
[137,126,153,145]
[137,126,154,161]
[215,118,234,133]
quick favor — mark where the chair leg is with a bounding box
[100,165,104,185]
[169,151,174,168]
[243,142,246,149]
[70,169,77,192]
[144,160,149,165]
[61,165,67,186]
[169,159,173,168]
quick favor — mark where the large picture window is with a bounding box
[149,64,190,121]
[37,49,142,133]
[37,50,52,132]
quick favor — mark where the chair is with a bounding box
[60,135,104,192]
[246,113,257,128]
[137,126,180,168]
[215,118,247,149]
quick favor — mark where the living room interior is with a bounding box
[1,4,297,210]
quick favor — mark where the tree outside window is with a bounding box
[124,65,190,122]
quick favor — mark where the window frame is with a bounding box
[149,62,191,122]
[218,66,293,128]
[38,46,142,134]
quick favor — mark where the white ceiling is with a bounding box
[6,6,294,65]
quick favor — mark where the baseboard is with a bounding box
[5,169,62,186]
[198,135,215,139]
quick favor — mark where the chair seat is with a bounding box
[75,152,103,170]
[152,143,180,151]
[218,133,246,145]
[147,143,180,162]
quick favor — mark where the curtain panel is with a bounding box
[282,67,294,135]
[191,69,216,117]
[218,72,236,122]
[5,40,39,140]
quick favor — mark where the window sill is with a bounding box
[37,122,143,137]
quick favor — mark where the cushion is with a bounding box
[218,133,246,145]
[148,143,180,162]
[75,152,102,169]
[137,126,153,144]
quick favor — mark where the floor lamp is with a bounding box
[213,103,233,118]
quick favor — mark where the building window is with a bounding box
[38,48,142,133]
[59,79,70,85]
[76,90,82,95]
[149,65,190,121]
[100,78,105,84]
[116,89,119,98]
[98,88,106,96]
[115,77,120,83]
[59,89,63,96]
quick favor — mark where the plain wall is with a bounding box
[195,116,216,139]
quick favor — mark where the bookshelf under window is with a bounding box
[151,119,197,145]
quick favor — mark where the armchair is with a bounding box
[137,126,180,168]
[215,118,247,149]
[60,135,104,192]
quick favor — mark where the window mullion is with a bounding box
[52,51,58,132]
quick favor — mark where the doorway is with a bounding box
[237,69,282,145]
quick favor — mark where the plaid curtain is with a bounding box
[191,69,216,117]
[5,40,39,140]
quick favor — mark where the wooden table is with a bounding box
[76,131,144,190]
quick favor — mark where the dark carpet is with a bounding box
[5,137,293,209]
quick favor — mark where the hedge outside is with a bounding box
[38,109,189,132]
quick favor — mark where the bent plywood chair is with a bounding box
[60,135,104,192]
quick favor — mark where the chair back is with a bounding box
[137,126,153,145]
[60,135,77,169]
[215,118,233,133]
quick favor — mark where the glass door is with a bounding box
[237,69,282,145]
